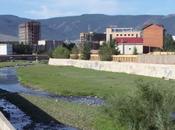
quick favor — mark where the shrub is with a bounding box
[81,42,91,60]
[52,46,70,59]
[105,80,175,130]
[99,43,113,61]
[133,47,138,55]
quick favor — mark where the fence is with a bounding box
[49,58,175,80]
[90,54,138,62]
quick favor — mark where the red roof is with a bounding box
[116,37,143,45]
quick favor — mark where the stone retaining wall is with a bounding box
[49,58,175,80]
[0,112,15,130]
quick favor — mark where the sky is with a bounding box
[0,0,174,19]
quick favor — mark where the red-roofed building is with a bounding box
[116,37,143,54]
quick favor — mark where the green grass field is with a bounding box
[15,64,175,130]
[17,64,174,98]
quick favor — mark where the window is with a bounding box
[116,34,119,36]
[132,34,134,36]
[129,48,131,50]
[128,34,130,36]
[136,34,138,37]
[124,34,126,36]
[120,34,122,36]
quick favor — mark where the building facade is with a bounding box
[19,21,41,45]
[142,24,165,53]
[80,32,106,50]
[106,26,141,42]
[116,37,143,55]
[38,40,63,53]
[0,43,12,55]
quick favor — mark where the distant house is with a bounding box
[38,40,63,53]
[116,37,143,55]
[172,36,175,41]
[0,43,13,55]
[142,24,165,53]
[80,32,106,50]
[106,26,141,42]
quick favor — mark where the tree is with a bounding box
[106,80,175,130]
[109,40,120,55]
[81,42,91,60]
[52,46,70,58]
[163,34,175,51]
[133,47,138,55]
[99,42,113,61]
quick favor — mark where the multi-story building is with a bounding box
[38,40,63,53]
[80,32,106,50]
[106,26,141,42]
[142,24,165,53]
[19,21,41,45]
[116,37,143,55]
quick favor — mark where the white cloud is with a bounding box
[26,0,120,19]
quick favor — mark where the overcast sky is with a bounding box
[0,0,174,19]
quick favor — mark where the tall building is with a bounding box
[142,24,165,53]
[106,26,141,42]
[19,21,41,45]
[80,32,106,50]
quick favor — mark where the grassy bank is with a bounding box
[16,64,175,130]
[0,61,32,68]
[0,89,116,130]
[17,64,174,98]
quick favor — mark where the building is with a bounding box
[116,37,143,55]
[0,43,12,55]
[142,24,165,53]
[80,32,106,50]
[19,21,41,45]
[172,36,175,41]
[106,26,142,42]
[38,40,63,53]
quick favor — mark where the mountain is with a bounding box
[0,14,175,41]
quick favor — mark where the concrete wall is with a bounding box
[49,58,175,79]
[138,55,175,64]
[0,112,15,130]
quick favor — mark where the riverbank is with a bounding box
[16,64,175,130]
[0,61,33,68]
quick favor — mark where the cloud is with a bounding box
[26,0,120,19]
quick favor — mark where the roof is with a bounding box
[116,37,143,45]
[142,24,164,30]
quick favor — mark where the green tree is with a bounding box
[133,47,138,55]
[106,80,175,130]
[163,34,175,51]
[52,46,70,58]
[81,42,91,60]
[99,42,113,61]
[109,40,120,55]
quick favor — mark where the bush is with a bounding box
[99,43,113,61]
[81,42,91,60]
[52,46,70,59]
[133,47,138,55]
[105,80,175,130]
[13,44,33,54]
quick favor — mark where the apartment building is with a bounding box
[106,26,142,42]
[80,32,106,50]
[116,37,143,55]
[19,21,41,45]
[142,24,165,53]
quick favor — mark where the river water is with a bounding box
[0,67,103,130]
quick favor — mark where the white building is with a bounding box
[116,37,143,55]
[172,36,175,41]
[0,44,12,55]
[106,26,142,42]
[38,40,63,53]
